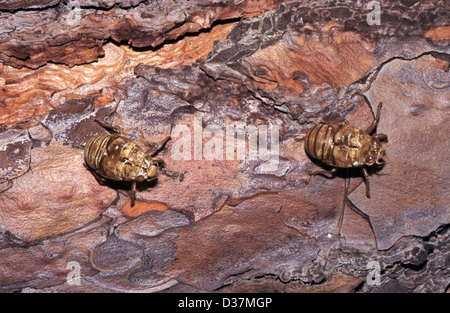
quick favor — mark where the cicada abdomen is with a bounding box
[84,121,170,207]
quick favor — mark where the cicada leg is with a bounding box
[131,181,136,207]
[337,172,350,234]
[338,169,378,248]
[160,168,178,177]
[150,157,164,167]
[373,133,388,141]
[366,102,382,134]
[344,196,378,249]
[95,120,122,133]
[160,168,184,182]
[362,167,370,198]
[157,136,171,149]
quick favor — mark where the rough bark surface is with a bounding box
[0,0,449,293]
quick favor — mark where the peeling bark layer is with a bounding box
[0,0,281,68]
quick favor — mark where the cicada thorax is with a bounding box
[84,133,149,182]
[305,122,372,168]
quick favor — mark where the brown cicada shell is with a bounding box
[305,102,387,198]
[305,102,387,240]
[84,121,172,207]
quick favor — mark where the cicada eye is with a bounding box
[147,166,158,177]
[365,155,375,166]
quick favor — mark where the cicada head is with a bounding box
[365,137,386,166]
[134,157,164,182]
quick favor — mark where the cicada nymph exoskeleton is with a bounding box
[305,102,388,237]
[84,120,177,207]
